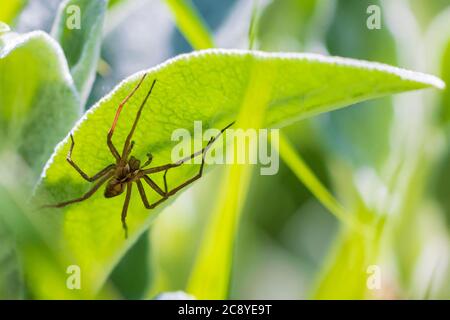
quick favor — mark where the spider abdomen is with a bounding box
[104,178,125,198]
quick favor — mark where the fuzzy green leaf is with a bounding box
[0,31,80,177]
[33,49,443,295]
[51,0,107,106]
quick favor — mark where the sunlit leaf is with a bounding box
[0,0,27,25]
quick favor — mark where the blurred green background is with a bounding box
[0,0,449,299]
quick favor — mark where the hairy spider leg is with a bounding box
[133,121,235,212]
[121,79,157,161]
[66,134,116,182]
[121,182,133,238]
[136,140,210,210]
[39,75,149,211]
[107,73,148,162]
[138,121,235,176]
[40,170,114,209]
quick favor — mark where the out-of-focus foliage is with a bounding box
[51,0,107,106]
[257,0,330,51]
[0,215,22,299]
[0,0,28,25]
[410,0,450,30]
[0,30,80,178]
[164,0,214,50]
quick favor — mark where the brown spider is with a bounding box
[42,73,234,238]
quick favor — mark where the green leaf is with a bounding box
[321,0,398,172]
[110,230,151,299]
[0,220,22,299]
[33,49,443,295]
[311,0,402,299]
[0,22,10,35]
[257,0,329,51]
[312,219,384,299]
[426,7,450,126]
[275,133,382,299]
[0,179,109,299]
[0,31,80,178]
[310,160,387,299]
[108,0,128,9]
[164,0,251,299]
[275,133,358,228]
[164,0,214,50]
[187,61,272,299]
[0,0,28,25]
[51,0,107,106]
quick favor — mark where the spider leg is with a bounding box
[137,146,208,211]
[146,196,168,209]
[136,179,168,209]
[132,121,235,211]
[142,175,166,196]
[173,121,235,166]
[165,148,207,197]
[121,79,157,159]
[139,121,235,176]
[136,180,151,207]
[67,135,115,181]
[163,170,168,193]
[40,171,114,209]
[126,140,135,156]
[107,73,149,162]
[138,138,212,175]
[107,132,121,162]
[121,182,133,239]
[141,153,153,168]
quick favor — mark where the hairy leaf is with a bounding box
[0,31,80,178]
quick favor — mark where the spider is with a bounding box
[42,73,234,238]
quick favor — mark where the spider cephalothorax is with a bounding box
[104,156,141,198]
[42,73,234,238]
